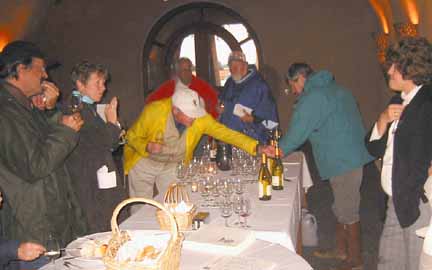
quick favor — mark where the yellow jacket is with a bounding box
[124,98,258,175]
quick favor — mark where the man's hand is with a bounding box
[257,145,278,158]
[240,110,254,123]
[61,113,84,132]
[31,94,46,110]
[17,242,46,261]
[146,142,163,154]
[105,97,119,125]
[217,102,225,114]
[377,104,404,135]
[41,81,60,109]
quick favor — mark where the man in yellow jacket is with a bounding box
[124,87,272,203]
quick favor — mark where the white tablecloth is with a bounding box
[41,152,313,270]
[121,152,312,252]
[41,240,312,270]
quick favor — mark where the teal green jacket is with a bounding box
[279,71,373,179]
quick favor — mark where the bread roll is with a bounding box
[135,245,156,261]
[94,244,108,257]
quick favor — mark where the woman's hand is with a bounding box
[105,97,119,125]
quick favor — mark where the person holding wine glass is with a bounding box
[124,87,276,209]
[63,61,128,233]
[0,40,87,269]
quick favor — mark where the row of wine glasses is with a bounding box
[198,177,246,207]
[176,157,218,184]
[231,147,260,177]
[220,195,252,228]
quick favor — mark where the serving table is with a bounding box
[41,152,313,270]
[122,152,312,253]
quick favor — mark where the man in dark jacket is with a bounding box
[0,41,87,268]
[0,192,46,270]
[366,37,432,270]
[219,51,278,143]
[0,239,45,270]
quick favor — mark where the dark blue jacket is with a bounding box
[0,239,18,270]
[220,66,278,143]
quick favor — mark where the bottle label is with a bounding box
[266,184,272,196]
[210,149,216,159]
[272,176,280,186]
[259,183,264,198]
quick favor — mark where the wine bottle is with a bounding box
[267,139,275,173]
[210,137,217,162]
[258,153,272,200]
[272,140,284,190]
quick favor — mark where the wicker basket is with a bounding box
[156,183,196,231]
[103,197,184,270]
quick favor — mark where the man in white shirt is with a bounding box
[366,36,432,270]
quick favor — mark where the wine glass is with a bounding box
[240,197,252,228]
[220,199,233,227]
[176,161,186,183]
[211,178,221,199]
[221,179,234,199]
[118,129,128,145]
[69,92,83,114]
[199,177,212,207]
[45,234,60,266]
[117,120,128,145]
[232,195,244,226]
[233,178,245,195]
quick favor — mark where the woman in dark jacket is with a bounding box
[64,61,128,233]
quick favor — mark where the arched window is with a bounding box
[143,2,262,94]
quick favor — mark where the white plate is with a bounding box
[66,232,112,261]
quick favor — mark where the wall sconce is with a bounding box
[394,22,418,38]
[372,32,390,66]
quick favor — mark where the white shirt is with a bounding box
[369,85,422,196]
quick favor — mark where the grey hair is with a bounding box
[174,57,193,71]
[286,63,314,81]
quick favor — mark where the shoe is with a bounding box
[329,222,363,270]
[313,222,348,260]
[313,249,348,260]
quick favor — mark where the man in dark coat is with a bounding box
[366,37,432,270]
[64,61,128,233]
[0,41,87,268]
[0,192,46,270]
[219,51,279,143]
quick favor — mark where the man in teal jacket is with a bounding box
[280,63,373,270]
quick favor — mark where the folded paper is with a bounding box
[96,165,117,189]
